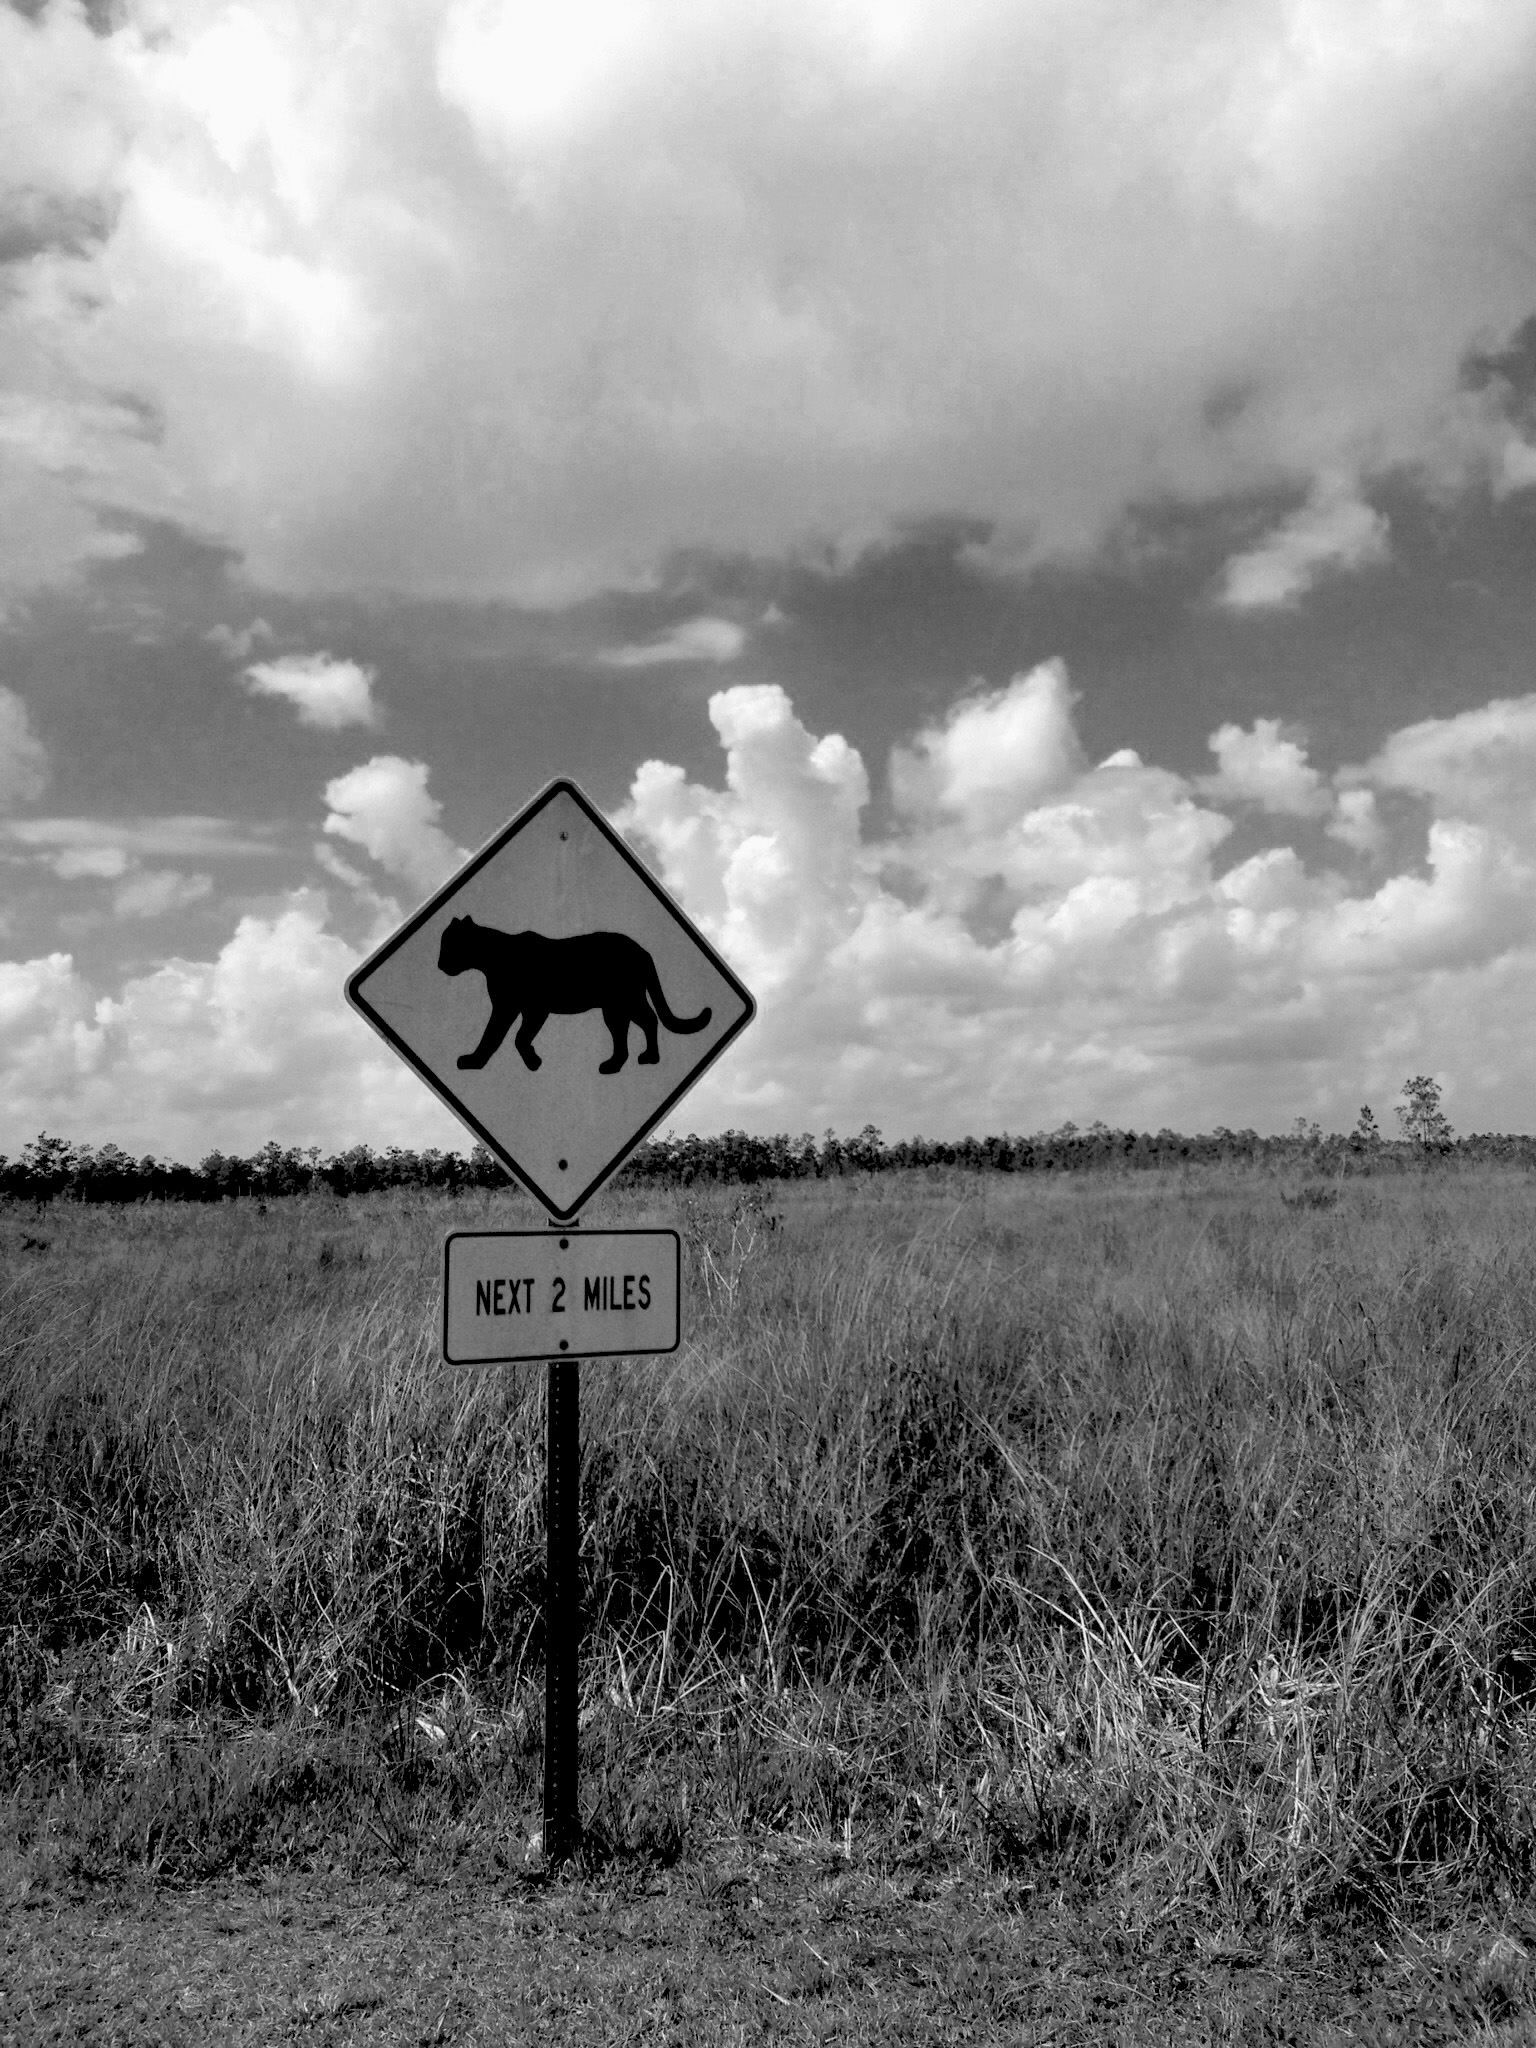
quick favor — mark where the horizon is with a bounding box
[4,1101,1519,1183]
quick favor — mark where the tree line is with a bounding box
[0,1082,1517,1206]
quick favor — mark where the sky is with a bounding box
[4,0,1536,1162]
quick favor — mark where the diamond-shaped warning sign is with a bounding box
[345,779,755,1220]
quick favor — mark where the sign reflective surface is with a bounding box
[346,778,754,1218]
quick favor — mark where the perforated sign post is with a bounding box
[345,778,754,1864]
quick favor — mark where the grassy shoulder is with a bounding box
[9,1827,1536,2045]
[8,1165,1536,2036]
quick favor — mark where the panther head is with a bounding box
[437,915,475,974]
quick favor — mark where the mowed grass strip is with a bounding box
[4,1164,1536,1949]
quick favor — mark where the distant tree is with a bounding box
[846,1124,885,1171]
[1396,1076,1454,1153]
[1351,1105,1381,1151]
[18,1131,75,1206]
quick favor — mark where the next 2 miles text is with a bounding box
[474,1270,656,1317]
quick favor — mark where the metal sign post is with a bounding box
[544,1345,581,1864]
[440,1217,680,1861]
[343,776,753,1866]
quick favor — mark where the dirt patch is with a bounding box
[7,1842,1532,2046]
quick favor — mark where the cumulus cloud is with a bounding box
[622,682,870,989]
[0,953,98,1118]
[13,667,1536,1153]
[617,670,1536,1137]
[3,2,1536,603]
[1199,719,1329,816]
[1359,695,1536,816]
[598,617,748,668]
[1326,787,1385,858]
[243,650,379,728]
[0,897,459,1160]
[323,755,467,897]
[890,661,1087,828]
[0,689,49,808]
[1217,482,1392,610]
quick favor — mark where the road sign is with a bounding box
[345,778,755,1218]
[443,1227,679,1363]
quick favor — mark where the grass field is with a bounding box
[8,1163,1536,2040]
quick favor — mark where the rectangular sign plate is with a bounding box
[443,1227,680,1364]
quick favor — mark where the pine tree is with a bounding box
[1395,1076,1454,1153]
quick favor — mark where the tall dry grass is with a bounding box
[5,1164,1536,1919]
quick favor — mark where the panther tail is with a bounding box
[647,965,711,1036]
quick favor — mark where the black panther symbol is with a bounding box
[437,916,711,1074]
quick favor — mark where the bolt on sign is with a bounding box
[345,778,755,1219]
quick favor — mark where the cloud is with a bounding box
[598,617,748,668]
[1199,718,1329,816]
[1326,787,1384,858]
[1,815,275,859]
[889,660,1086,829]
[1217,482,1391,610]
[323,755,467,897]
[53,845,131,882]
[621,682,870,979]
[242,650,378,728]
[14,666,1536,1153]
[1358,695,1536,817]
[207,617,274,660]
[5,1,1536,602]
[0,806,247,915]
[113,867,214,918]
[0,897,458,1160]
[436,0,660,147]
[0,953,99,1123]
[1500,438,1536,494]
[0,688,49,808]
[616,670,1536,1137]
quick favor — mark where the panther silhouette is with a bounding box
[437,916,711,1075]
